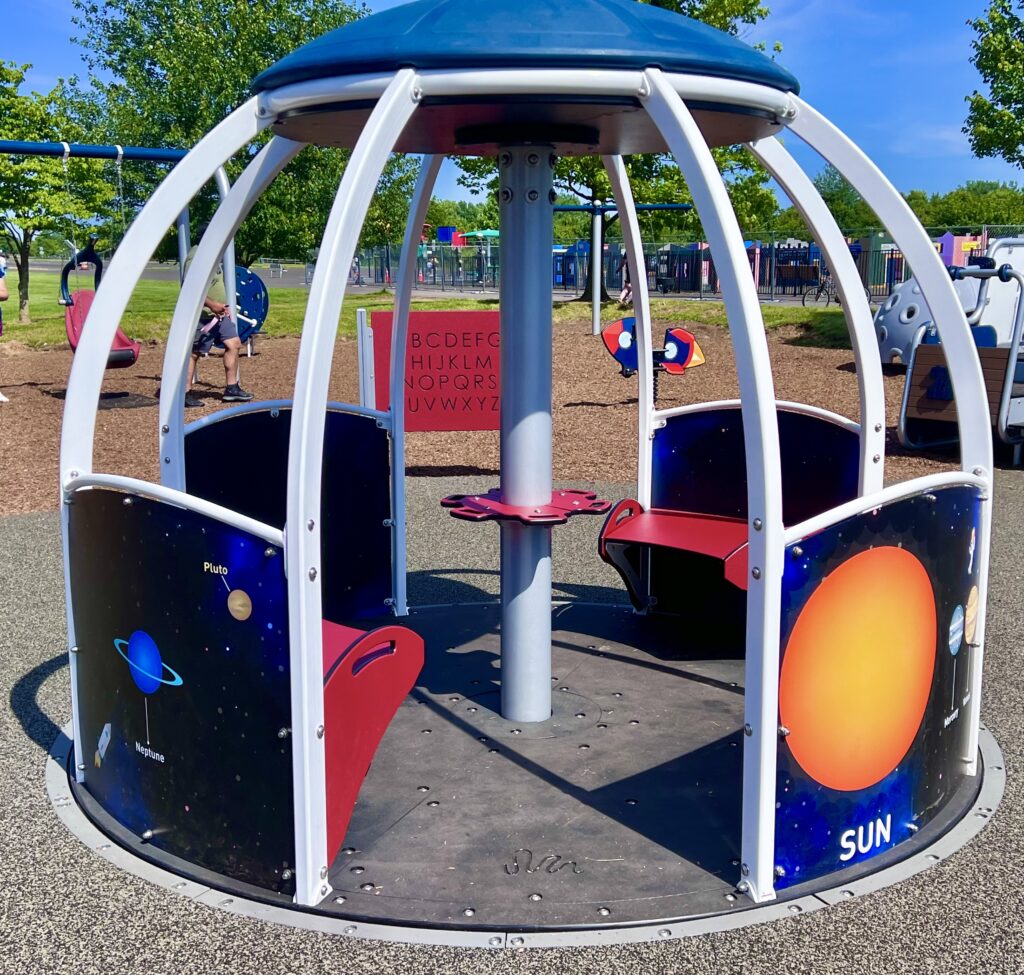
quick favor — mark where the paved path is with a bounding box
[2,473,1023,973]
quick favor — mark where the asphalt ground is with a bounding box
[2,473,1023,973]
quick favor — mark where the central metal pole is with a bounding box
[591,201,603,336]
[499,146,554,723]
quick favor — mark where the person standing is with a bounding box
[181,223,253,408]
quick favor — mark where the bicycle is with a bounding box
[802,275,873,309]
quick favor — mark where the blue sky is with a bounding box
[5,0,1020,204]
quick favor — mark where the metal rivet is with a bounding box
[744,724,753,737]
[264,547,275,558]
[344,925,357,935]
[658,929,672,938]
[163,457,171,464]
[277,727,290,739]
[778,726,790,738]
[488,936,502,947]
[308,567,318,581]
[579,744,590,750]
[774,865,786,878]
[598,906,611,916]
[467,706,478,713]
[77,764,86,771]
[548,189,557,203]
[788,904,802,914]
[626,798,638,806]
[575,712,586,718]
[499,152,512,166]
[320,866,328,879]
[724,893,736,902]
[417,785,430,792]
[334,895,347,904]
[597,723,608,729]
[873,454,881,464]
[527,189,539,202]
[463,907,475,917]
[307,519,315,531]
[511,728,522,735]
[69,646,79,654]
[427,800,439,807]
[70,470,79,479]
[791,546,803,559]
[510,937,525,947]
[874,423,883,433]
[421,728,432,734]
[737,880,750,893]
[741,862,750,876]
[350,866,364,874]
[316,725,324,739]
[559,686,569,691]
[629,719,639,726]
[161,424,170,434]
[500,188,513,203]
[841,890,854,899]
[320,885,329,896]
[141,829,154,841]
[753,518,763,531]
[282,869,294,880]
[342,847,356,855]
[529,893,542,902]
[751,567,761,580]
[360,882,374,892]
[527,152,540,165]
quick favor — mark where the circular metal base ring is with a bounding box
[47,723,1005,949]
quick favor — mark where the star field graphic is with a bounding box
[69,490,295,894]
[774,485,982,889]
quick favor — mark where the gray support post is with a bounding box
[591,201,603,335]
[176,209,191,284]
[498,146,555,723]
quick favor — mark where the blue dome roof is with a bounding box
[253,0,798,94]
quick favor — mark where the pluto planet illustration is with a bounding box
[227,588,253,621]
[780,546,936,792]
[114,630,184,695]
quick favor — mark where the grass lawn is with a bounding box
[0,269,851,350]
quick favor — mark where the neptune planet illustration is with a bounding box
[948,605,965,657]
[113,630,184,695]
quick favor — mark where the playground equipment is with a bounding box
[874,237,1024,365]
[60,237,141,368]
[601,316,705,403]
[57,0,999,948]
[881,238,1024,453]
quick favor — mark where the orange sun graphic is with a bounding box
[779,546,937,792]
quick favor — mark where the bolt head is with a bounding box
[753,518,763,531]
[316,725,325,739]
[751,567,762,580]
[743,723,753,737]
[308,567,318,581]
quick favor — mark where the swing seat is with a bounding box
[64,289,140,369]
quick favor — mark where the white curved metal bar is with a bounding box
[788,97,993,776]
[655,399,859,434]
[285,69,420,909]
[642,67,784,904]
[65,473,285,547]
[183,400,390,437]
[783,472,986,546]
[390,154,443,617]
[60,97,268,483]
[749,136,885,495]
[261,69,796,122]
[160,138,304,490]
[604,155,655,507]
[788,99,991,477]
[213,167,239,324]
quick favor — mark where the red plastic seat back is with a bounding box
[64,289,140,368]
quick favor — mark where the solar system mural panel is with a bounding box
[68,489,295,894]
[774,485,982,889]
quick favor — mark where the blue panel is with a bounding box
[68,489,293,893]
[651,407,860,526]
[774,485,982,888]
[253,0,799,94]
[185,408,393,621]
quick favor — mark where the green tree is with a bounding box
[966,0,1024,168]
[70,0,419,264]
[0,64,113,322]
[810,165,878,234]
[642,0,767,34]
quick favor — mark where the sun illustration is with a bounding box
[780,546,936,792]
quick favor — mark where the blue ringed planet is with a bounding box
[114,631,184,695]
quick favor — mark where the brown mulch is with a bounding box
[0,320,951,517]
